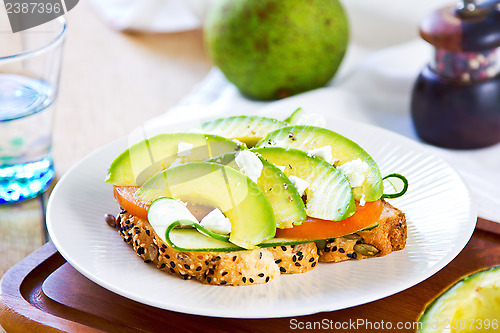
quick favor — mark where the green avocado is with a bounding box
[256,125,384,201]
[204,0,349,100]
[418,266,500,333]
[136,162,276,249]
[207,151,306,228]
[200,115,285,148]
[252,147,355,221]
[105,133,243,186]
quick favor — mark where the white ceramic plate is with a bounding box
[47,112,476,318]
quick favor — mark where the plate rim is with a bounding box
[46,116,477,318]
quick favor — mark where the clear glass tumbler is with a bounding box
[0,16,66,204]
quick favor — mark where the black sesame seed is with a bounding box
[220,281,227,285]
[161,244,167,249]
[249,278,254,283]
[214,256,221,261]
[170,261,176,268]
[259,252,262,259]
[209,269,215,275]
[311,262,317,267]
[297,251,303,256]
[170,268,175,274]
[184,264,190,270]
[164,254,170,259]
[159,247,165,253]
[258,273,264,277]
[242,277,247,283]
[317,248,321,255]
[145,229,151,236]
[331,246,338,252]
[339,248,345,253]
[205,260,210,265]
[275,259,282,264]
[351,252,357,259]
[232,256,237,261]
[292,255,297,262]
[196,266,202,271]
[281,246,287,251]
[280,267,286,273]
[137,247,145,255]
[295,262,301,267]
[207,277,212,283]
[144,259,151,263]
[309,257,315,262]
[298,255,303,261]
[266,276,270,283]
[222,271,228,276]
[160,263,166,269]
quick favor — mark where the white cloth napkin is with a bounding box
[89,0,203,32]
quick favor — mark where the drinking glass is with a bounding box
[0,16,66,203]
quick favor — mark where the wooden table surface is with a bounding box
[0,1,211,278]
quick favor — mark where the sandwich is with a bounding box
[104,110,408,286]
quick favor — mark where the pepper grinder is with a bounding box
[411,0,500,148]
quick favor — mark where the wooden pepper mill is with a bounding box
[411,0,500,148]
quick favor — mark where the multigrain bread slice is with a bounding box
[319,200,406,262]
[108,200,406,286]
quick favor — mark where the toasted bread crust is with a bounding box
[111,200,406,285]
[319,200,407,262]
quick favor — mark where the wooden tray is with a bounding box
[1,219,499,333]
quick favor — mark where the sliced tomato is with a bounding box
[275,200,383,240]
[114,185,383,240]
[113,186,149,220]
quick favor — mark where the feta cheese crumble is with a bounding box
[235,150,263,183]
[337,158,369,188]
[359,194,366,206]
[307,146,334,164]
[170,157,183,168]
[177,142,193,157]
[288,175,310,197]
[200,208,232,235]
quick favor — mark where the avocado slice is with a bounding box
[252,147,355,221]
[256,125,384,202]
[418,266,500,333]
[207,151,307,228]
[284,107,326,127]
[106,133,243,186]
[136,162,276,249]
[200,115,285,147]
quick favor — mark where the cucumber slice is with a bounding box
[206,151,307,228]
[252,147,356,221]
[256,125,383,202]
[147,196,199,244]
[200,115,285,147]
[164,228,366,252]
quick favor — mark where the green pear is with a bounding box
[204,0,349,100]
